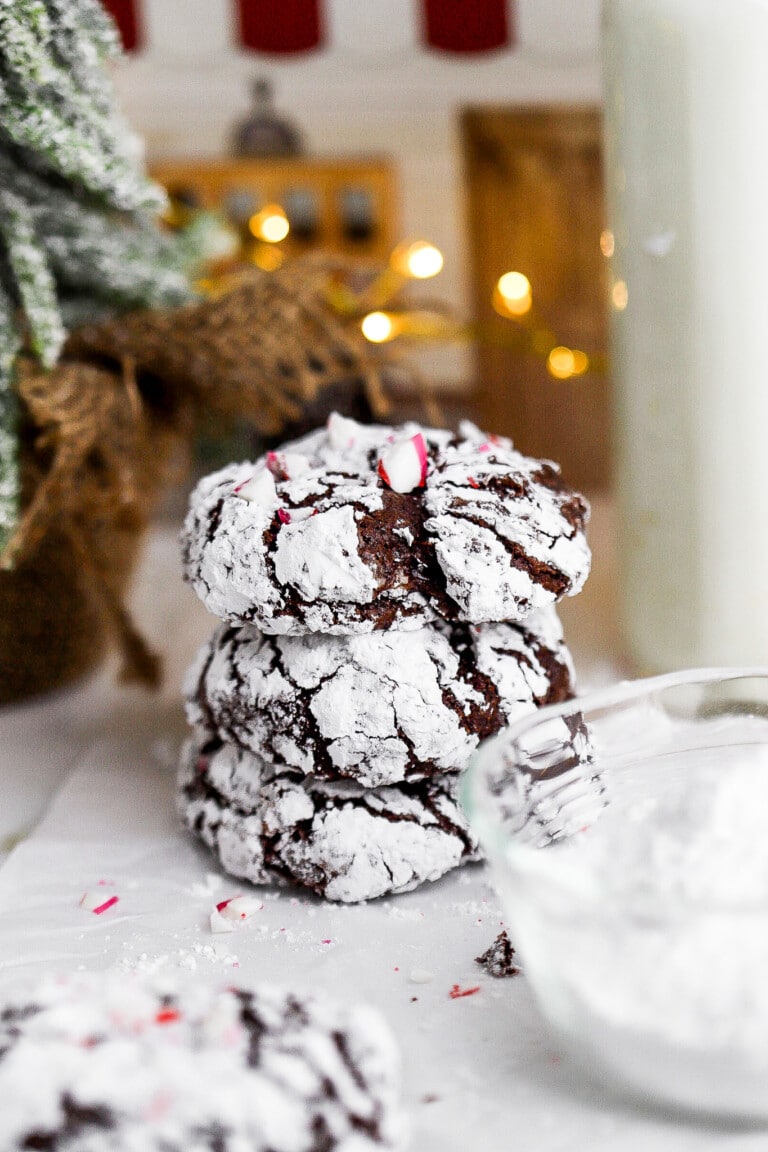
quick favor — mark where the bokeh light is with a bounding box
[361,311,396,343]
[249,204,290,243]
[547,346,590,380]
[391,240,444,279]
[600,229,615,258]
[495,271,532,316]
[611,279,629,310]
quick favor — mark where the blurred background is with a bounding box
[101,0,615,668]
[110,0,606,468]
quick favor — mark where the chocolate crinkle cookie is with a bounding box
[181,413,591,635]
[0,973,405,1151]
[476,930,521,978]
[179,727,480,904]
[185,607,574,789]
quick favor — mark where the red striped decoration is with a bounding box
[235,0,323,55]
[422,0,512,54]
[100,0,142,52]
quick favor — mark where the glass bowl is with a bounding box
[463,668,768,1122]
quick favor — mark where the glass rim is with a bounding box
[462,664,768,893]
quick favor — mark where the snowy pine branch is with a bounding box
[0,0,193,550]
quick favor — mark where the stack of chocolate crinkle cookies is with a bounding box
[179,413,591,902]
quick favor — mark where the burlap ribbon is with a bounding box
[1,257,403,698]
[66,256,392,433]
[0,356,186,690]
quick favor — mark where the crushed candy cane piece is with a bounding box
[327,412,360,451]
[233,467,277,507]
[210,909,236,934]
[266,451,310,482]
[80,892,120,915]
[377,433,428,493]
[216,895,263,922]
[467,477,480,489]
[155,1008,181,1025]
[277,506,317,525]
[449,984,480,999]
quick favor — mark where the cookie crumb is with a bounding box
[475,930,521,978]
[409,968,434,984]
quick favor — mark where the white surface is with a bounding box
[0,526,758,1150]
[0,748,766,1149]
[7,522,755,1146]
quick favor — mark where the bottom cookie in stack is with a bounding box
[179,727,480,904]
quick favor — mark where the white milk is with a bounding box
[604,0,768,669]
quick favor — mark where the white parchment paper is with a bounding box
[0,739,759,1151]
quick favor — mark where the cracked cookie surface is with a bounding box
[179,728,480,903]
[0,973,404,1151]
[181,415,590,634]
[186,609,574,788]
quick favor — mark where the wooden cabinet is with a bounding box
[462,107,610,490]
[150,156,399,264]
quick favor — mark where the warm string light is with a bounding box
[600,229,615,258]
[491,267,596,379]
[494,271,532,317]
[546,346,590,380]
[361,311,397,343]
[249,204,290,243]
[611,279,628,310]
[391,240,444,280]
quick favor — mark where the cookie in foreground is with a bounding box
[0,972,405,1151]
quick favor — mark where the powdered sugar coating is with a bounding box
[181,415,590,634]
[0,972,404,1151]
[186,610,573,788]
[423,426,591,622]
[179,730,479,903]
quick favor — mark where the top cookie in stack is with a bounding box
[182,413,591,634]
[178,414,591,902]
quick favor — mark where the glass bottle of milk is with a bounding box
[604,0,768,669]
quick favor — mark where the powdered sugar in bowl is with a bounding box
[464,668,768,1121]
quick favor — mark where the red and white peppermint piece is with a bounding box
[377,433,428,493]
[80,891,120,915]
[210,909,236,934]
[216,895,263,922]
[327,412,360,451]
[277,506,317,526]
[266,451,310,482]
[233,467,277,507]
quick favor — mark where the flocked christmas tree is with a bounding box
[0,0,192,551]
